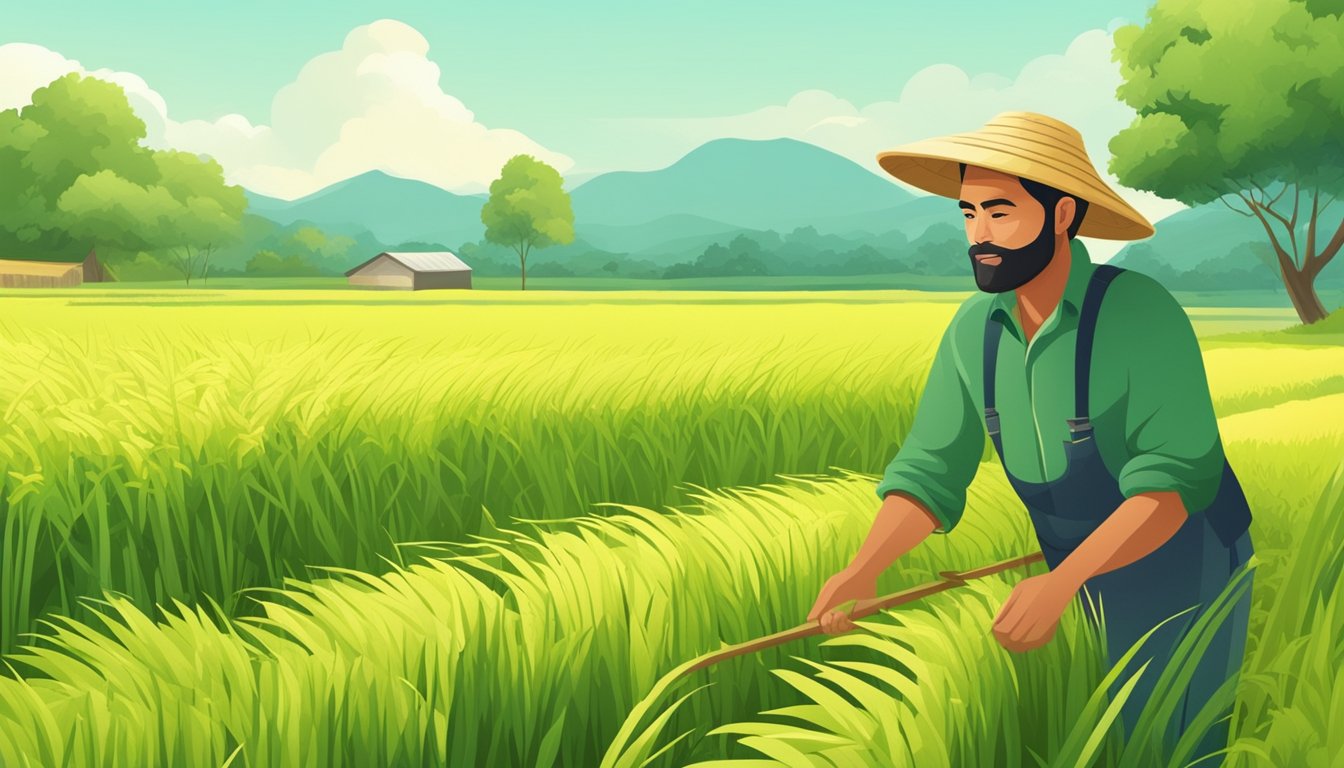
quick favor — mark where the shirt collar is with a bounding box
[989,239,1096,329]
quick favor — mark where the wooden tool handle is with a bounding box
[674,550,1046,679]
[938,551,1046,581]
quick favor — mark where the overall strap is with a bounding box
[1071,264,1125,436]
[983,310,1005,438]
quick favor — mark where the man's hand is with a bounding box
[808,566,878,635]
[991,571,1079,652]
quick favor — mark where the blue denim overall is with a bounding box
[982,264,1255,755]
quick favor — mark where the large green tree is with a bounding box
[0,72,245,283]
[1110,0,1344,323]
[481,155,574,290]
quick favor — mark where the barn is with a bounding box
[0,249,111,288]
[344,251,473,291]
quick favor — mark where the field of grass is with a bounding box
[0,288,1338,766]
[66,274,1344,308]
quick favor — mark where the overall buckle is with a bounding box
[1066,417,1092,442]
[985,407,1001,435]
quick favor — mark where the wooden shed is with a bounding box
[344,251,473,290]
[0,249,111,288]
[0,259,83,288]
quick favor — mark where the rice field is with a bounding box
[0,287,1338,767]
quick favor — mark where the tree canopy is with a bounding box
[481,154,574,290]
[1109,0,1344,322]
[0,72,245,276]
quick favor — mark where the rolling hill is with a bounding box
[244,171,489,246]
[567,137,914,231]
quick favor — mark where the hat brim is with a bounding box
[876,136,1155,241]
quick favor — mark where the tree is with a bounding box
[0,73,244,280]
[246,249,320,276]
[481,155,574,290]
[1109,0,1344,323]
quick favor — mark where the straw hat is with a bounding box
[875,111,1154,240]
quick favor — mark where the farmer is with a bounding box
[807,112,1255,754]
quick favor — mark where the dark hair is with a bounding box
[959,162,1089,240]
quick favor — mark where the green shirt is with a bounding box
[875,239,1226,533]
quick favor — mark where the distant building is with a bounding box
[0,249,111,288]
[344,251,473,291]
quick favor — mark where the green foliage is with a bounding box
[0,73,244,261]
[0,296,1337,765]
[1110,0,1344,203]
[906,222,971,276]
[188,215,375,278]
[246,249,321,276]
[481,154,575,273]
[1110,0,1344,323]
[665,234,772,278]
[663,227,912,279]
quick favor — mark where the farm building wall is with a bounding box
[82,250,112,282]
[413,271,472,290]
[347,254,415,290]
[0,265,83,288]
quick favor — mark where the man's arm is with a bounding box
[811,313,985,634]
[1054,490,1187,586]
[871,315,986,535]
[845,491,941,580]
[992,490,1185,651]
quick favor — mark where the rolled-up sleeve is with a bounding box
[1114,276,1225,514]
[874,321,985,533]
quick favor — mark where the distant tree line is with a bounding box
[0,73,245,284]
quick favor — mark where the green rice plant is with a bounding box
[0,293,1329,661]
[0,435,1335,767]
[601,433,1340,767]
[604,578,1124,768]
[0,322,938,653]
[0,293,1337,765]
[1220,460,1344,767]
[0,465,1032,767]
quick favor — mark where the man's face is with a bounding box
[958,166,1060,293]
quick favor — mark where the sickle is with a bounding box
[675,550,1046,679]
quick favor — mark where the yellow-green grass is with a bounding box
[0,291,1333,655]
[0,398,1336,767]
[626,414,1342,767]
[1,290,964,656]
[0,289,1337,766]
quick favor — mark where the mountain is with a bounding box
[244,171,488,246]
[241,139,924,254]
[578,213,748,254]
[1110,204,1267,273]
[807,195,961,239]
[568,137,914,231]
[1110,202,1344,291]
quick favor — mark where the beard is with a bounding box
[966,217,1058,293]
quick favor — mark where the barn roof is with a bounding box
[0,258,83,277]
[344,251,472,276]
[0,247,97,265]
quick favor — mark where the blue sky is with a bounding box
[5,0,1152,125]
[0,1,1179,258]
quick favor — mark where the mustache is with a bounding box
[968,242,1010,258]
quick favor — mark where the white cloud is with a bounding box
[0,24,1183,258]
[0,21,574,200]
[570,28,1186,260]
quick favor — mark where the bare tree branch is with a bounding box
[1321,190,1338,216]
[1213,190,1253,217]
[1305,186,1319,275]
[1257,196,1294,230]
[1266,179,1289,209]
[1252,181,1304,269]
[1309,195,1344,278]
[1240,191,1297,281]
